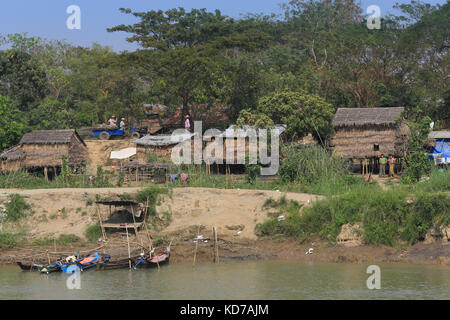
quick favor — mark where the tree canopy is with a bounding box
[0,1,448,153]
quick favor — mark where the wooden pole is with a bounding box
[96,205,107,241]
[126,225,132,270]
[130,204,143,248]
[213,226,219,264]
[193,225,200,267]
[46,250,51,264]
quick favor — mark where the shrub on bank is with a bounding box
[3,194,31,222]
[85,224,103,242]
[255,187,450,247]
[0,232,19,248]
[136,186,169,217]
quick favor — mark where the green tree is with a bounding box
[254,90,334,141]
[0,95,27,151]
[0,49,48,111]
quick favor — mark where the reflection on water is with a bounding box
[0,261,448,300]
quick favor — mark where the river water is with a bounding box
[0,261,448,300]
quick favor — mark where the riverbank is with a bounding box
[0,187,448,267]
[1,236,449,267]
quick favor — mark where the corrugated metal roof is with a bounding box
[135,132,196,146]
[428,131,450,139]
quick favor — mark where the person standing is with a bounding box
[185,115,191,132]
[388,155,395,177]
[379,154,387,177]
[120,118,126,130]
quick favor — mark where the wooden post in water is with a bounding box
[193,225,200,267]
[46,250,51,264]
[126,225,132,270]
[213,226,219,264]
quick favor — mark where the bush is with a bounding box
[0,232,19,248]
[401,193,450,244]
[85,224,103,242]
[4,194,31,221]
[136,186,169,217]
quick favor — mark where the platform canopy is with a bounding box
[110,147,137,160]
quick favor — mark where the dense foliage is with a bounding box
[256,169,450,246]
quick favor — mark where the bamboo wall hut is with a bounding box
[134,132,198,162]
[0,145,24,172]
[204,125,287,174]
[0,130,88,178]
[330,107,409,161]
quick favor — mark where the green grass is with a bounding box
[32,234,81,246]
[255,184,450,247]
[0,232,20,248]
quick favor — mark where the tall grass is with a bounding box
[256,185,450,247]
[0,171,113,189]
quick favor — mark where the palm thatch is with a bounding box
[330,107,409,159]
[1,130,88,172]
[0,145,24,172]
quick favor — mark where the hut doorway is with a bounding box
[27,166,61,180]
[208,164,246,174]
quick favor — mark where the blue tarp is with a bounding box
[429,138,450,163]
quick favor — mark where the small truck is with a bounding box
[91,125,142,140]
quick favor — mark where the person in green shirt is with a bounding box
[379,154,387,177]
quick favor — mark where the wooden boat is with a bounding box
[133,253,170,269]
[96,255,141,270]
[96,252,170,270]
[17,262,44,271]
[60,252,103,273]
[39,263,62,274]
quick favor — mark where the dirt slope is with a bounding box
[0,187,320,241]
[84,139,135,174]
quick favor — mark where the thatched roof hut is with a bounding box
[0,130,88,174]
[0,145,24,172]
[330,107,409,159]
[134,132,197,162]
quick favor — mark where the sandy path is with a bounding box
[157,188,321,239]
[84,140,135,174]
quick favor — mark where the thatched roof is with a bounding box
[19,130,86,147]
[332,107,404,128]
[0,145,24,161]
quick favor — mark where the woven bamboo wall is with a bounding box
[330,124,409,159]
